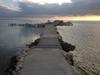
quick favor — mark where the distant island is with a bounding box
[8,20,73,28]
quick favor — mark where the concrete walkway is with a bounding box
[21,24,75,75]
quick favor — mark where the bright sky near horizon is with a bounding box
[54,16,100,21]
[27,0,72,4]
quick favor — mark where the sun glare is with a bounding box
[27,0,72,5]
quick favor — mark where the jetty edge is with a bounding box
[6,20,78,75]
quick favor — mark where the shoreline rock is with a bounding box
[5,38,40,75]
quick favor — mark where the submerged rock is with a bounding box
[65,53,74,66]
[5,56,17,75]
[26,38,40,48]
[58,38,76,52]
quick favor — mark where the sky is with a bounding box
[0,0,100,20]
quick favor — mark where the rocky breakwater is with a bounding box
[57,30,82,75]
[56,31,76,66]
[5,39,40,75]
[5,21,75,75]
[6,33,76,75]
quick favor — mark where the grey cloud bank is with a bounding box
[0,0,100,17]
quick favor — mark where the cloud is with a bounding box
[26,0,72,5]
[0,0,100,17]
[0,6,19,18]
[0,0,20,11]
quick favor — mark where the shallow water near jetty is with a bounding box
[57,21,100,75]
[0,19,100,75]
[0,19,44,75]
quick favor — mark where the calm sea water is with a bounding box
[57,21,100,74]
[0,19,46,75]
[0,19,100,74]
[58,21,100,49]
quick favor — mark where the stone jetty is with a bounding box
[6,20,76,75]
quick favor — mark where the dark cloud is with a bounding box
[0,6,19,18]
[0,0,100,17]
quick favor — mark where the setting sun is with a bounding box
[27,0,72,5]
